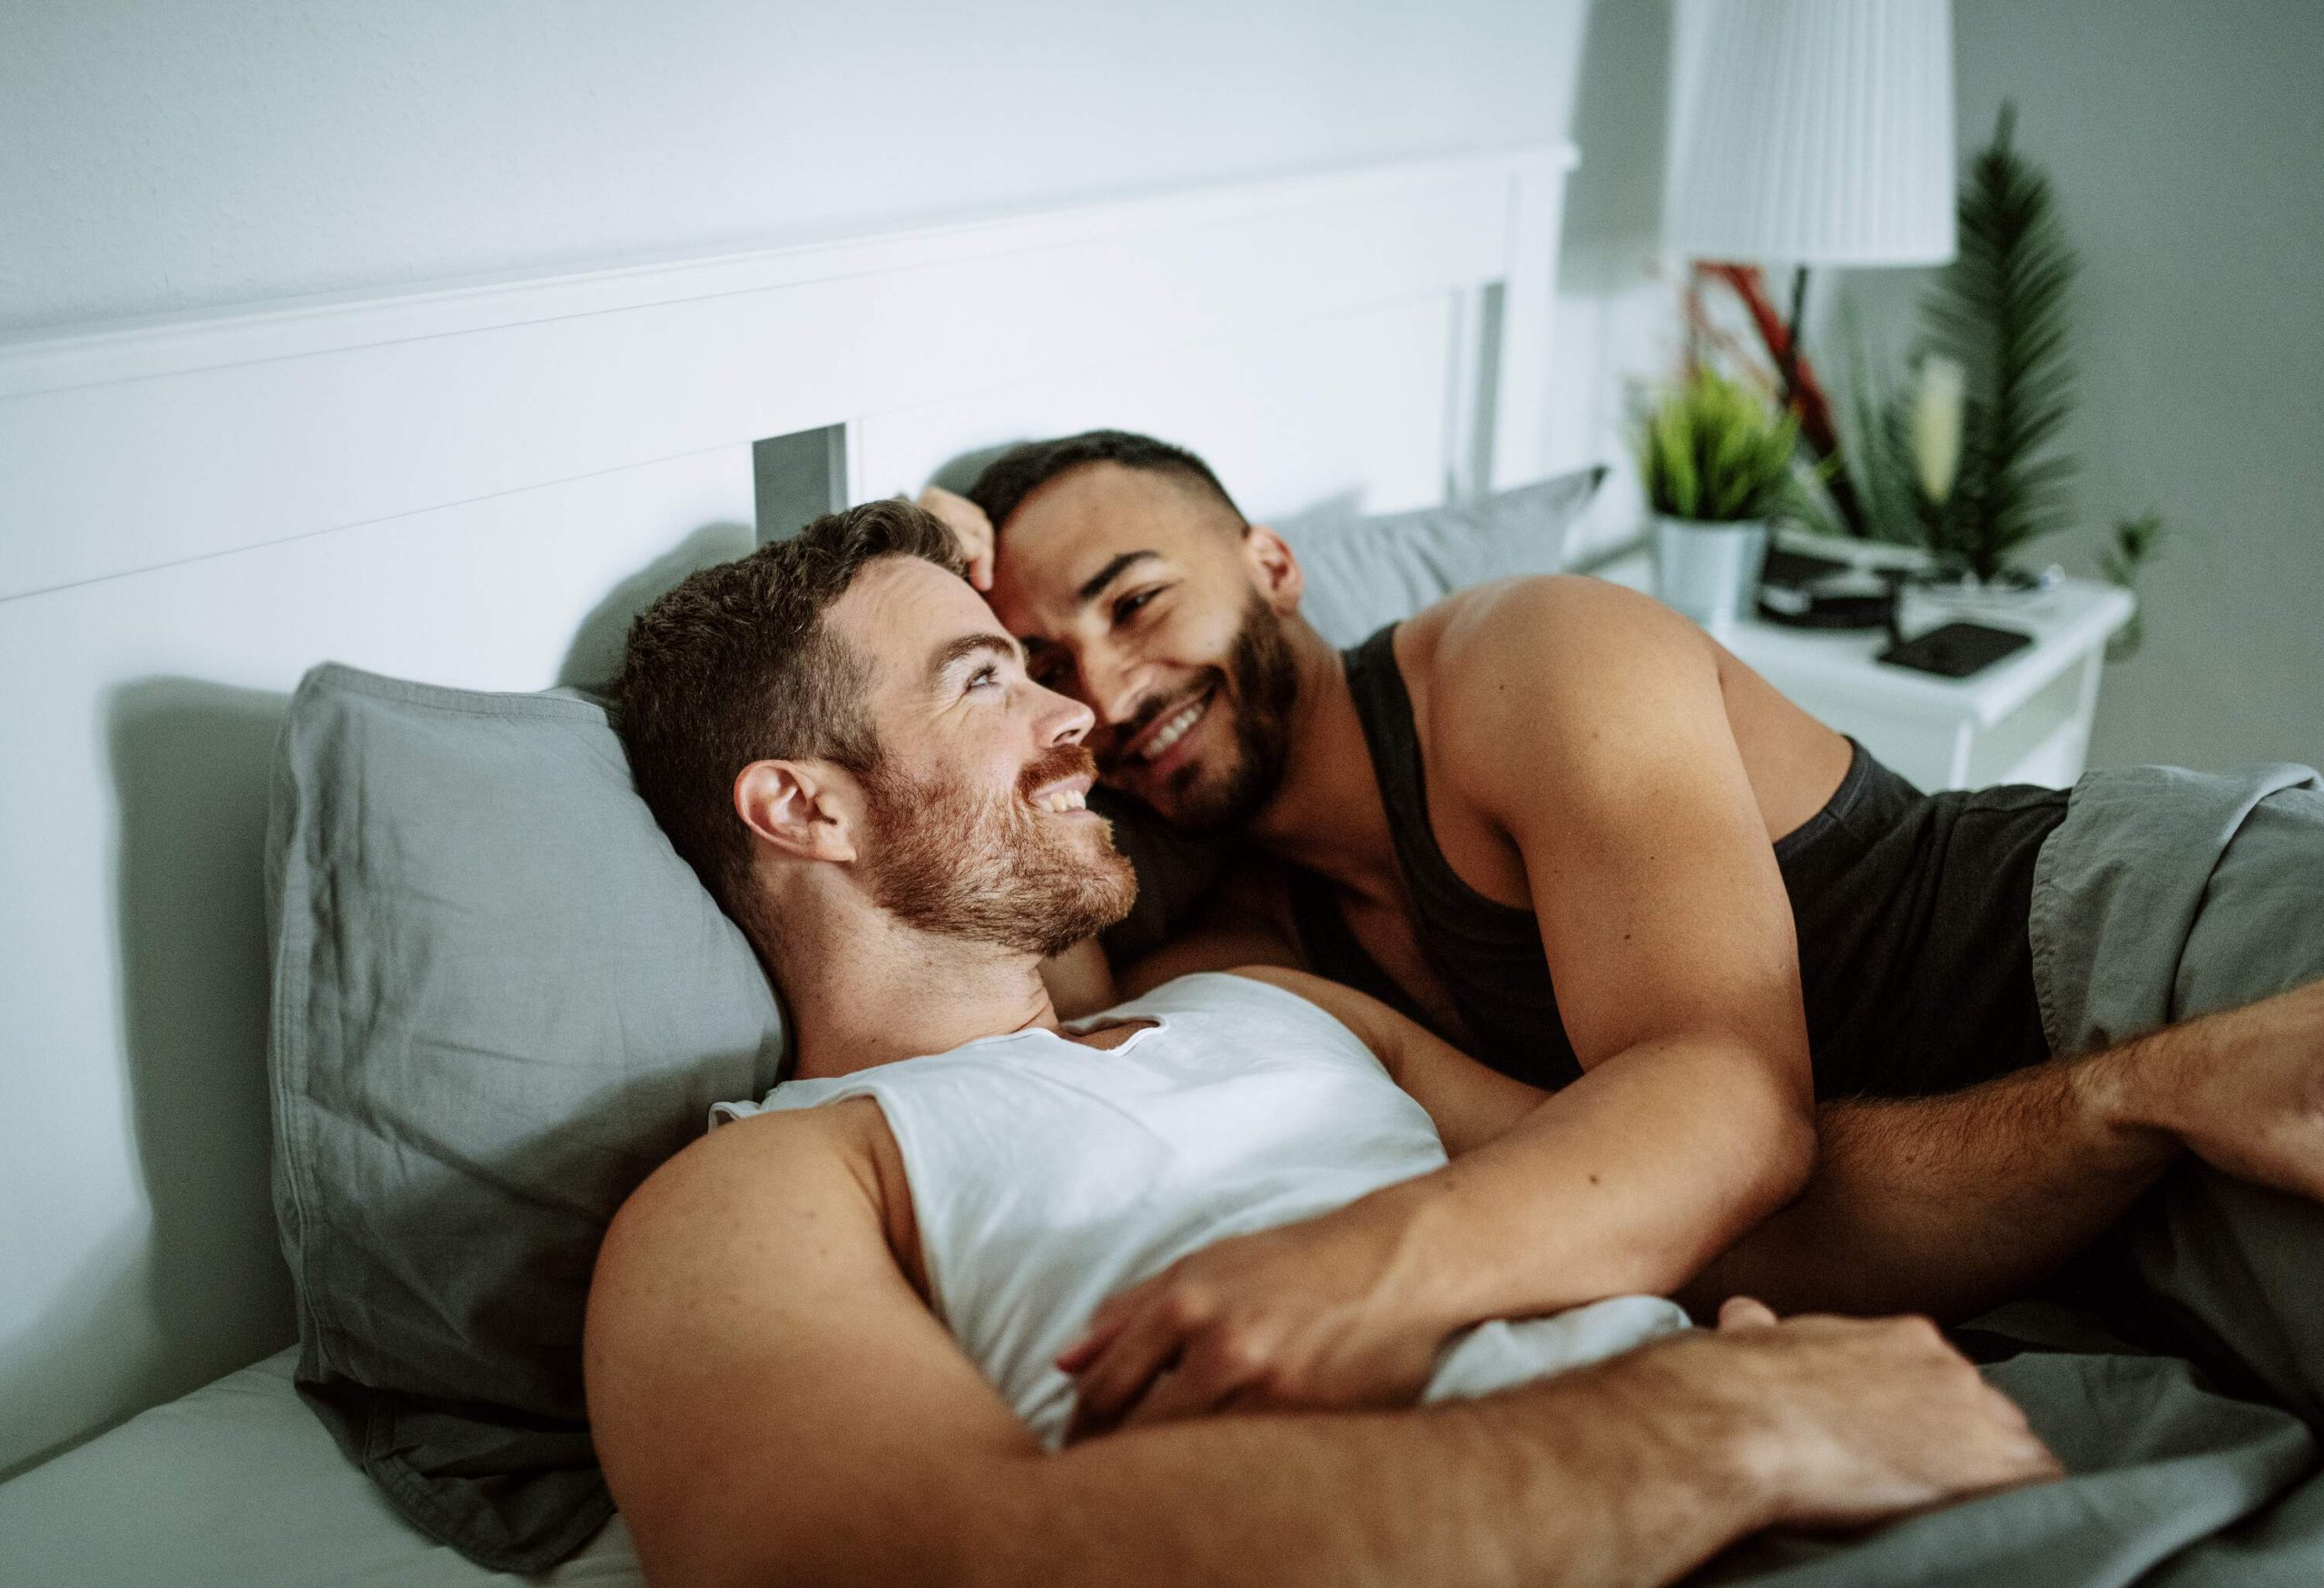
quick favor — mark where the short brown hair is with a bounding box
[611,498,966,947]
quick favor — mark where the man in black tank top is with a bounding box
[924,431,2324,1350]
[1287,626,2069,1102]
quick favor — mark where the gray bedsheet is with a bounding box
[1706,1313,2323,1587]
[1711,764,2324,1586]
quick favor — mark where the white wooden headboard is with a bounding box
[0,143,1580,1475]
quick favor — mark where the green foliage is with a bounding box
[1633,369,1801,524]
[1835,301,1937,547]
[1921,103,2081,579]
[2100,511,2167,662]
[1823,106,2165,663]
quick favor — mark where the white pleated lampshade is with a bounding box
[1662,0,1957,267]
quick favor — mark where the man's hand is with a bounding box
[2097,976,2324,1202]
[1679,1297,2063,1530]
[1059,1198,1451,1442]
[917,484,997,591]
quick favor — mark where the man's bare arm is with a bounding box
[1287,964,2324,1326]
[1689,976,2324,1320]
[585,1100,2052,1588]
[1262,970,2162,1331]
[1444,580,1820,1297]
[1251,968,2162,1329]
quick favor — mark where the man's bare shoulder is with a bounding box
[586,1098,1036,1583]
[1410,573,1708,697]
[1404,575,1718,788]
[600,1097,879,1255]
[586,1102,893,1429]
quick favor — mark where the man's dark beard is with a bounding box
[1119,591,1299,836]
[860,740,1137,958]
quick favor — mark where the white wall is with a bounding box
[1,0,1585,335]
[1545,0,1684,558]
[1945,0,2324,772]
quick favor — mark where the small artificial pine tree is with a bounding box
[1920,103,2082,580]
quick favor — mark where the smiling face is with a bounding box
[824,555,1137,957]
[984,462,1305,834]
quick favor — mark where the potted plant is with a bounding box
[1634,368,1800,635]
[1825,105,2167,657]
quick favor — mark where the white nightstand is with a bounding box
[1590,534,2136,792]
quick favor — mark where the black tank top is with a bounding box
[1288,625,2070,1100]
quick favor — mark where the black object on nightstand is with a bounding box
[1758,547,1899,630]
[1878,621,2034,678]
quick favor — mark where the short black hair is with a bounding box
[965,429,1246,532]
[612,498,966,949]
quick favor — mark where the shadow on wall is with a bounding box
[0,678,310,1484]
[0,1226,181,1483]
[556,520,758,693]
[925,445,1019,499]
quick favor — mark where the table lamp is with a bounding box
[1661,0,1957,404]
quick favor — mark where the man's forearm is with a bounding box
[968,1338,1775,1588]
[1693,980,2324,1319]
[1684,1032,2199,1321]
[1376,1037,1816,1330]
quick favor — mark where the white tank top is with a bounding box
[713,972,1685,1445]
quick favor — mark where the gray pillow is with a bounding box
[264,663,784,1573]
[1276,466,1606,647]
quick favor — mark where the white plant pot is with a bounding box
[1653,516,1768,636]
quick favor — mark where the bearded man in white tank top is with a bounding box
[585,499,2055,1588]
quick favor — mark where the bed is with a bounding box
[5,143,2323,1588]
[0,1348,643,1586]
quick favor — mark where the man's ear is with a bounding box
[1243,524,1305,616]
[734,759,860,864]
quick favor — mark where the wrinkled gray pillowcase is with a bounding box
[1275,465,1606,648]
[1099,467,1607,960]
[264,664,785,1573]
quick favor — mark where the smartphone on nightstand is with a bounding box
[1877,621,2034,678]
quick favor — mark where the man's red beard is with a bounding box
[859,740,1137,958]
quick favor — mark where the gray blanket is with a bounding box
[1714,764,2324,1587]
